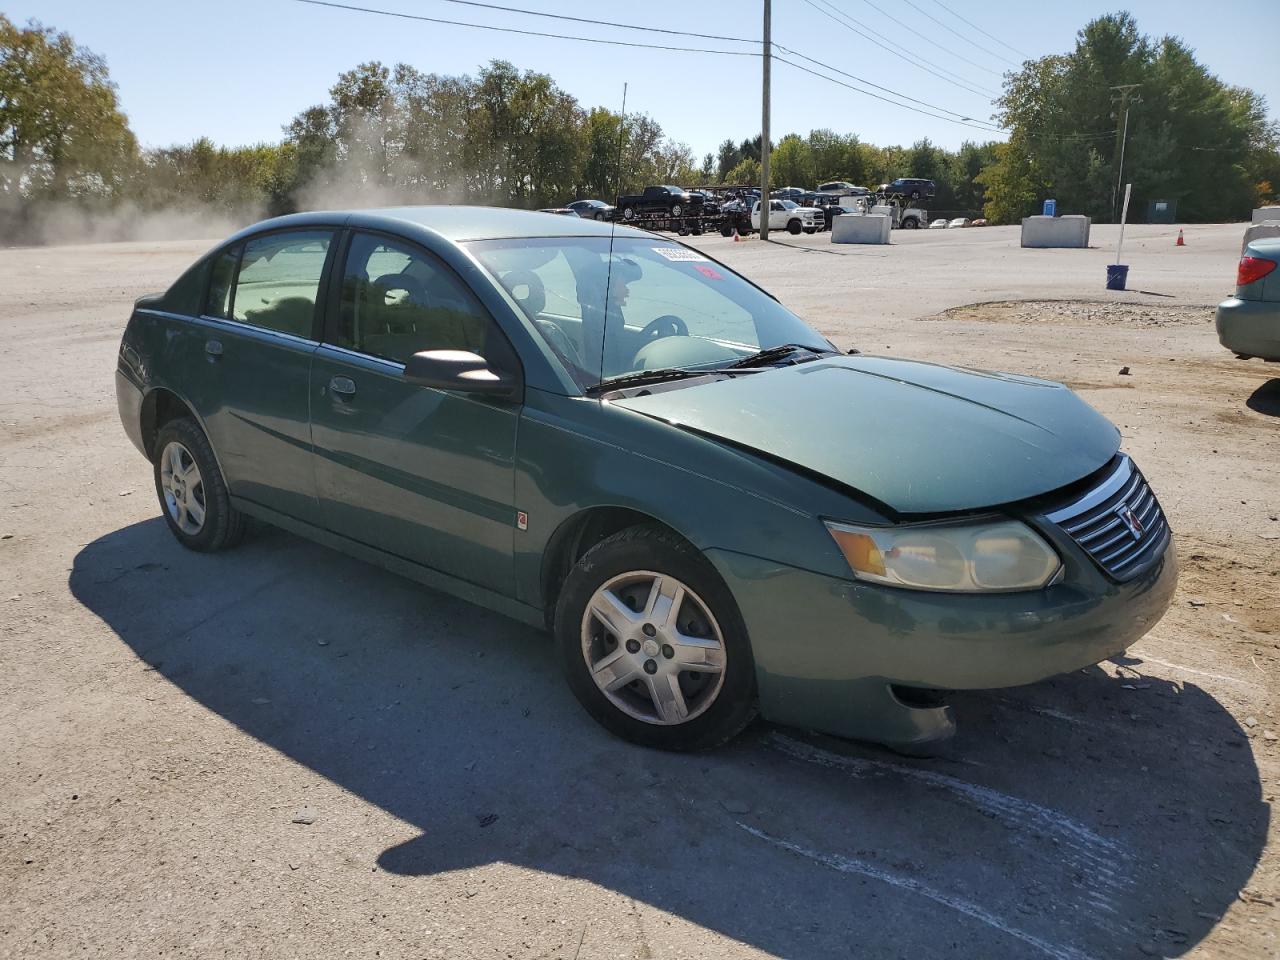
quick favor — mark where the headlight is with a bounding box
[825,518,1062,593]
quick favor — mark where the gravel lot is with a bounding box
[1,220,1276,959]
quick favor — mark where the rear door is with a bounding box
[195,228,335,523]
[309,230,520,594]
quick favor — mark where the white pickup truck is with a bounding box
[751,199,823,235]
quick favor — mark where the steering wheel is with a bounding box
[638,314,688,343]
[500,269,547,316]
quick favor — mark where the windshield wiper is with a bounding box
[586,367,711,396]
[724,343,832,369]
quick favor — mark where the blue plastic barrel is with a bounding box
[1043,198,1057,217]
[1106,264,1129,291]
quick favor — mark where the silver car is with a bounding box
[1217,238,1280,360]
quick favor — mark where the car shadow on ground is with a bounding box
[1246,378,1280,417]
[70,518,1269,959]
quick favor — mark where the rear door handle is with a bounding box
[329,375,356,398]
[205,339,223,360]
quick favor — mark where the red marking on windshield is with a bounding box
[694,265,723,280]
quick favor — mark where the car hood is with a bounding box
[612,355,1120,515]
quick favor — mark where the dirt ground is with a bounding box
[1,221,1276,960]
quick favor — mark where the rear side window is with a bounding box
[231,231,333,337]
[335,232,490,364]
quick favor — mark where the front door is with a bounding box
[309,230,520,595]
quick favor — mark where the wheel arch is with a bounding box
[540,505,699,624]
[140,387,199,460]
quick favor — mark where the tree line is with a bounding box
[2,12,1277,244]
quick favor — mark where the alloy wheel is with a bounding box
[159,440,206,535]
[580,570,727,725]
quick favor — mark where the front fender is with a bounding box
[511,388,883,608]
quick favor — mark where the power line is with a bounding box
[800,0,999,100]
[427,0,755,46]
[927,0,1031,59]
[838,0,1006,77]
[896,0,1018,66]
[292,0,761,57]
[773,43,1001,129]
[773,55,1004,133]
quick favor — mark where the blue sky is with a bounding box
[9,0,1278,157]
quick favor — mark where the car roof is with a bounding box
[223,205,643,244]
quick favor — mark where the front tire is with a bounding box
[671,203,683,217]
[153,417,245,552]
[787,219,802,235]
[622,206,635,220]
[555,525,757,751]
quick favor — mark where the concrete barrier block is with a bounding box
[1020,215,1091,248]
[831,214,890,244]
[1252,207,1280,224]
[1243,221,1280,253]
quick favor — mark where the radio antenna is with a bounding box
[599,82,628,381]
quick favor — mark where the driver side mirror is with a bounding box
[403,350,522,400]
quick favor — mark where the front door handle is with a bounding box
[205,339,223,360]
[329,375,356,398]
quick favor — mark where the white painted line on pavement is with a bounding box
[738,822,1098,960]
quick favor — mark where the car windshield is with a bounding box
[466,236,831,390]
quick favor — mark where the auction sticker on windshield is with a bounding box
[652,247,708,262]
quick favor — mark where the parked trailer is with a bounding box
[616,210,724,236]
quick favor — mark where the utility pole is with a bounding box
[1110,84,1141,223]
[760,0,771,242]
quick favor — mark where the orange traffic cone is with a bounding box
[1176,229,1185,246]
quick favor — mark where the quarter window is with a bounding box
[230,231,332,337]
[206,246,239,319]
[336,232,489,364]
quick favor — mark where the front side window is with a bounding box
[468,236,829,386]
[231,231,332,337]
[335,232,489,364]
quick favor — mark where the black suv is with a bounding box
[879,178,936,201]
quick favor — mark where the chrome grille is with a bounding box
[1045,456,1169,580]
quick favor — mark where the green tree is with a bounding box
[724,156,760,187]
[975,140,1041,223]
[0,15,136,225]
[770,133,813,189]
[715,138,741,181]
[984,12,1279,222]
[808,129,865,185]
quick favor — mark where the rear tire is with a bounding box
[153,417,245,552]
[622,206,635,220]
[555,525,757,751]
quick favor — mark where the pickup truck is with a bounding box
[615,185,703,221]
[751,199,823,235]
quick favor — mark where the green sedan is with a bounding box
[1217,237,1280,360]
[115,207,1177,752]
